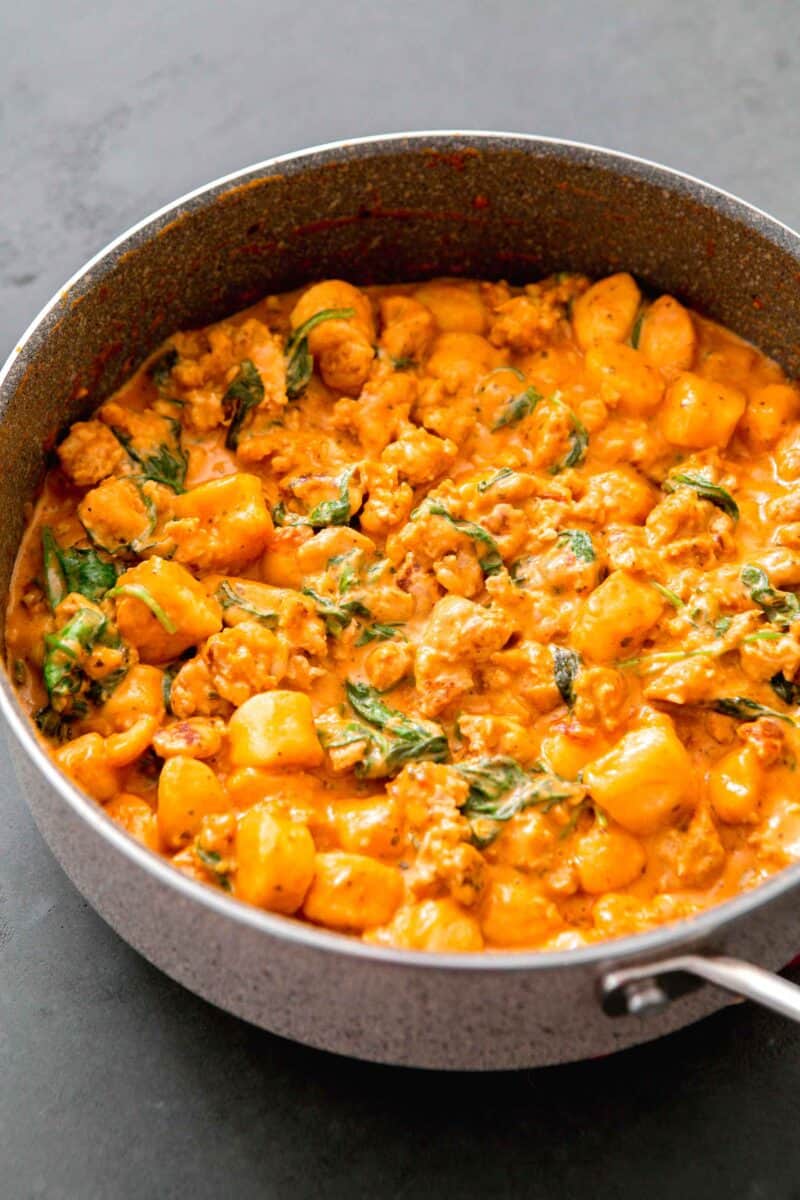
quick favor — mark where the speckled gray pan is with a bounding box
[4,132,800,1070]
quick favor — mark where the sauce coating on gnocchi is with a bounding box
[9,272,800,952]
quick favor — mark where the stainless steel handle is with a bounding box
[601,954,800,1022]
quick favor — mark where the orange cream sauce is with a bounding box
[8,272,800,952]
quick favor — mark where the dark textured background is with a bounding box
[3,2,800,1196]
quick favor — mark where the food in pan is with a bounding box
[8,272,800,951]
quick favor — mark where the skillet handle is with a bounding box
[601,954,800,1023]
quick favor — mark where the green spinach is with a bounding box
[147,347,179,394]
[552,645,581,707]
[769,672,800,707]
[223,360,264,450]
[557,529,595,563]
[477,468,516,495]
[285,307,355,400]
[355,622,404,646]
[195,846,232,891]
[35,705,82,742]
[215,581,279,628]
[650,580,684,609]
[273,468,355,529]
[548,395,589,473]
[492,386,542,431]
[664,472,739,522]
[41,527,118,610]
[108,584,177,633]
[334,680,449,778]
[708,696,795,726]
[454,756,584,847]
[43,607,108,707]
[302,587,371,636]
[741,564,800,628]
[112,416,187,492]
[420,501,503,577]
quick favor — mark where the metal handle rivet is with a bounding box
[623,979,670,1017]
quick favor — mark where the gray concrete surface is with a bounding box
[3,1,800,1196]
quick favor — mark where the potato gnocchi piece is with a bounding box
[302,852,404,931]
[572,570,664,662]
[367,898,484,951]
[289,280,375,395]
[638,295,696,376]
[152,717,225,760]
[572,272,640,349]
[114,557,222,662]
[228,691,324,769]
[157,755,231,850]
[78,476,163,557]
[660,372,746,449]
[583,714,695,835]
[170,473,273,571]
[379,294,437,364]
[236,808,316,913]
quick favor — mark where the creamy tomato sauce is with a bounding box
[8,272,800,952]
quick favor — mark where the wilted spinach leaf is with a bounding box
[273,468,355,529]
[419,501,503,577]
[708,696,795,726]
[492,386,542,431]
[336,680,449,778]
[664,472,739,522]
[769,672,800,707]
[41,528,119,610]
[285,307,355,400]
[552,645,581,707]
[147,347,179,394]
[556,529,595,563]
[478,468,516,494]
[43,607,108,708]
[355,622,404,646]
[548,395,589,473]
[741,564,800,628]
[302,587,371,636]
[223,359,264,450]
[108,583,177,632]
[215,581,279,627]
[454,755,584,847]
